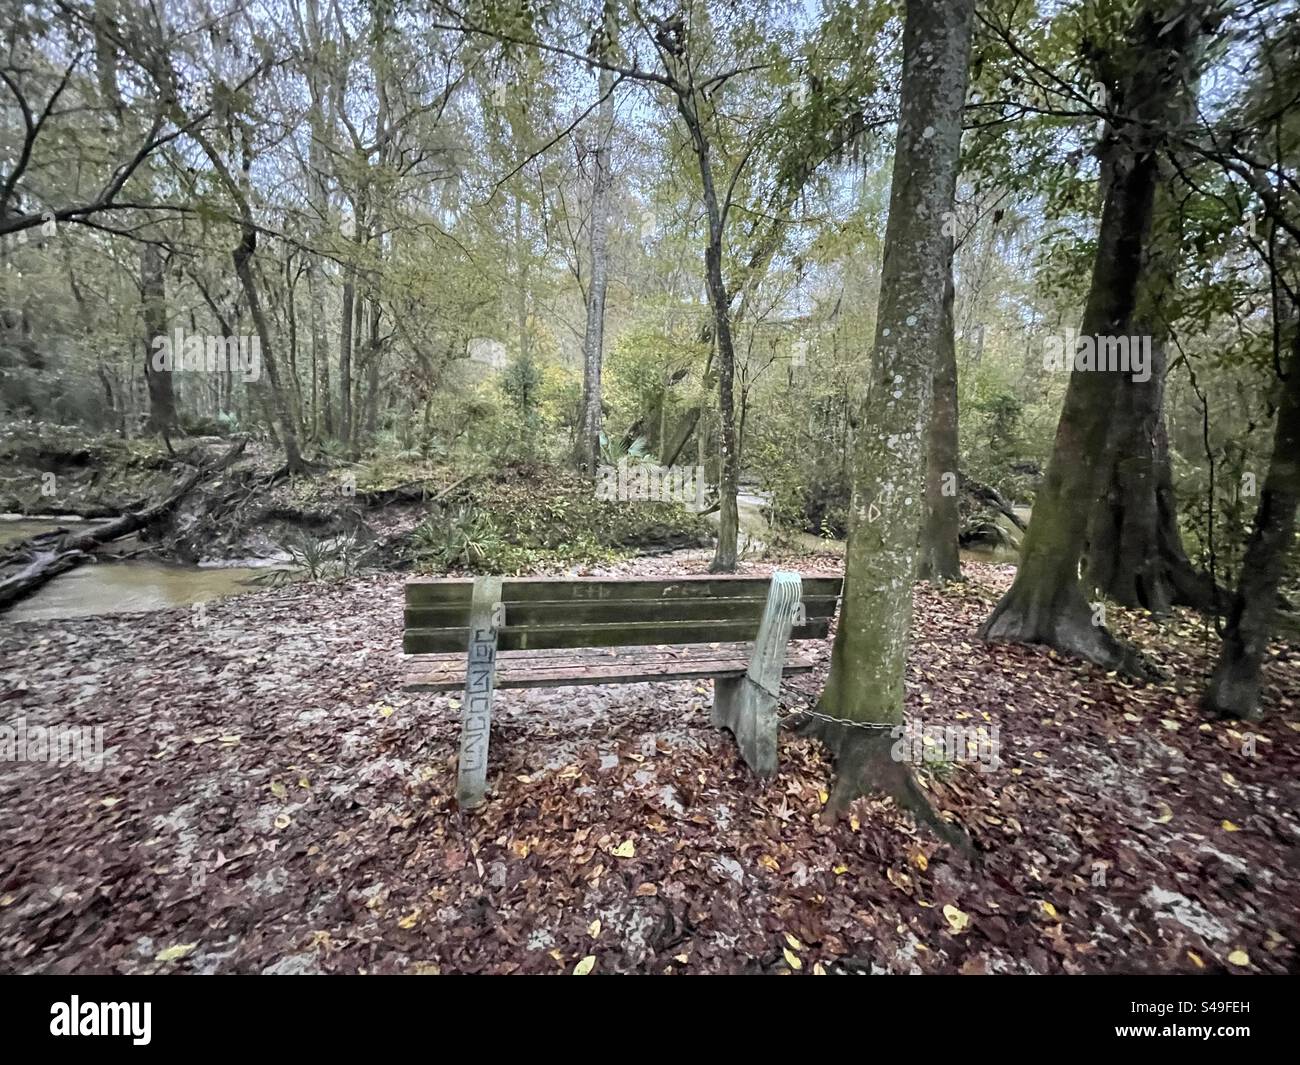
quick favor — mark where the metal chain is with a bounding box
[775,680,899,731]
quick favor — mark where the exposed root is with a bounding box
[796,716,974,857]
[979,590,1165,683]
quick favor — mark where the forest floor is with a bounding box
[1,549,1298,975]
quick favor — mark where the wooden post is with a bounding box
[456,576,502,808]
[711,571,801,777]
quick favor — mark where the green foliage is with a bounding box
[411,465,707,575]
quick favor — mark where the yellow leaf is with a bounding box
[398,910,421,929]
[298,777,310,789]
[783,948,802,970]
[943,904,970,933]
[912,852,929,871]
[833,864,848,875]
[1041,901,1058,919]
[155,943,197,963]
[573,955,596,976]
[1187,951,1205,969]
[812,962,827,975]
[610,840,635,859]
[270,780,287,799]
[784,933,802,951]
[1227,949,1250,967]
[99,797,121,808]
[759,854,780,872]
[1221,820,1240,832]
[378,705,394,718]
[588,919,601,937]
[674,953,689,964]
[818,789,829,805]
[849,815,861,832]
[1154,803,1174,824]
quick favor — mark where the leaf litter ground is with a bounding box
[1,552,1297,974]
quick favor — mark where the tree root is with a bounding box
[979,589,1165,683]
[796,716,975,858]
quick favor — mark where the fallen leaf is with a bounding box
[155,943,197,963]
[573,955,596,976]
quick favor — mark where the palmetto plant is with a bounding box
[598,432,651,467]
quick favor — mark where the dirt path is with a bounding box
[1,552,1297,974]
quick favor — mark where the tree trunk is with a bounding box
[140,242,175,434]
[978,4,1208,674]
[811,0,975,823]
[1085,100,1218,614]
[576,58,615,476]
[918,246,961,582]
[231,229,306,472]
[1205,324,1300,719]
[339,250,356,447]
[674,90,739,572]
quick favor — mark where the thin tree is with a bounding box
[806,0,975,820]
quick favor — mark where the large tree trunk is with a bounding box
[978,4,1209,673]
[918,247,961,582]
[1085,116,1218,614]
[1205,324,1300,719]
[140,242,175,434]
[576,30,616,477]
[810,0,975,823]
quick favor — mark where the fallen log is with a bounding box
[0,438,248,614]
[960,472,1028,532]
[357,472,476,507]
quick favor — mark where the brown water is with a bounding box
[2,517,268,622]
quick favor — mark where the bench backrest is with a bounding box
[403,574,843,654]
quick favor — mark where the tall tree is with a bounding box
[1205,322,1300,719]
[917,242,960,582]
[575,5,617,477]
[808,0,975,818]
[140,241,175,435]
[978,1,1215,672]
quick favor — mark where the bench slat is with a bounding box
[403,643,819,692]
[403,617,831,654]
[404,593,841,629]
[405,574,843,606]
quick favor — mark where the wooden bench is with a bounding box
[401,572,843,807]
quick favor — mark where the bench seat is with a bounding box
[403,641,819,692]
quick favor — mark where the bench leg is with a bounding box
[712,571,802,779]
[456,576,503,808]
[713,675,779,778]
